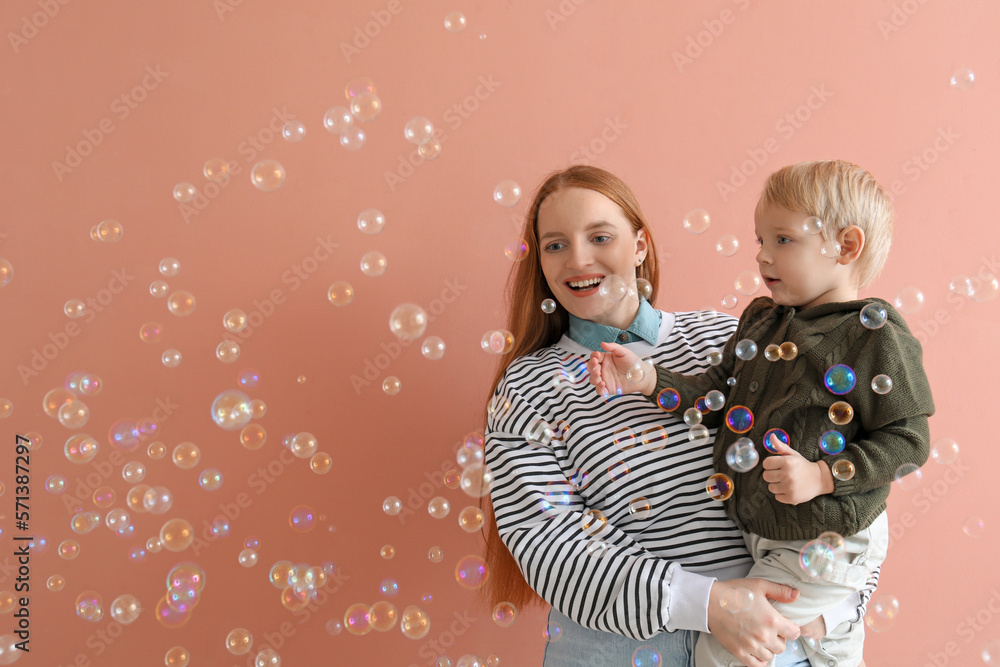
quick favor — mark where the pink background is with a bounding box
[1,0,998,665]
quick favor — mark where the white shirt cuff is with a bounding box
[664,566,716,633]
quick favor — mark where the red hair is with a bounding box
[480,165,661,610]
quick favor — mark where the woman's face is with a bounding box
[536,186,647,330]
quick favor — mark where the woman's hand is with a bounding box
[707,578,801,667]
[586,342,654,396]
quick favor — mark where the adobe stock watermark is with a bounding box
[348,277,468,394]
[212,0,245,21]
[16,267,135,386]
[887,459,970,547]
[876,0,931,40]
[884,126,959,200]
[671,0,751,73]
[339,0,403,63]
[544,0,589,30]
[921,587,1000,667]
[178,107,297,223]
[51,66,169,181]
[383,75,502,191]
[907,253,998,347]
[7,0,72,54]
[715,84,833,201]
[414,609,479,666]
[219,234,339,345]
[565,116,628,165]
[391,458,459,525]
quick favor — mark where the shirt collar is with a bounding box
[567,299,662,351]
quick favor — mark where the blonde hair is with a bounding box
[480,165,660,610]
[757,160,894,289]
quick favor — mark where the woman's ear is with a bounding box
[635,228,648,266]
[837,225,865,265]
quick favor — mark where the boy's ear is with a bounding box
[836,226,865,265]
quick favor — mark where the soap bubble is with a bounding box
[949,67,975,90]
[382,377,402,395]
[418,139,442,159]
[370,600,399,632]
[75,590,104,622]
[963,517,985,538]
[324,106,353,134]
[819,430,846,455]
[225,628,253,655]
[64,299,86,318]
[0,259,10,287]
[820,240,841,258]
[492,601,517,627]
[735,271,761,296]
[282,120,306,142]
[802,217,823,234]
[444,11,467,32]
[360,251,387,277]
[972,273,1000,303]
[799,540,835,579]
[350,92,382,121]
[428,497,451,519]
[110,594,142,624]
[493,181,521,207]
[735,339,757,360]
[341,126,366,150]
[778,342,798,360]
[256,648,281,667]
[240,424,267,450]
[172,442,201,469]
[251,160,286,192]
[310,452,333,474]
[706,473,734,501]
[893,286,924,314]
[455,555,489,590]
[216,341,240,363]
[173,183,197,203]
[726,406,754,433]
[930,438,959,465]
[150,280,169,297]
[715,235,739,256]
[725,438,759,473]
[289,505,316,533]
[831,459,855,481]
[389,303,428,340]
[864,595,899,632]
[167,291,196,316]
[159,257,180,276]
[383,496,402,516]
[222,309,248,333]
[632,647,662,667]
[458,506,485,532]
[682,208,710,234]
[635,278,653,300]
[211,390,253,430]
[421,336,446,360]
[58,399,89,428]
[762,428,789,454]
[165,646,190,666]
[160,518,194,551]
[203,158,230,182]
[894,463,922,490]
[400,605,431,639]
[404,117,434,144]
[198,469,223,491]
[859,303,887,329]
[824,364,857,395]
[357,208,385,234]
[705,390,726,411]
[871,374,893,395]
[828,401,854,425]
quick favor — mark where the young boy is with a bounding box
[588,160,934,666]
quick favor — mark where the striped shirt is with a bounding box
[486,310,753,639]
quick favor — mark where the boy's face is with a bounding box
[754,204,858,310]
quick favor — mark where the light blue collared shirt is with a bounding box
[566,299,662,352]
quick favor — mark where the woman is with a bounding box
[482,166,866,666]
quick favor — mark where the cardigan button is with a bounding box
[618,333,629,342]
[749,381,759,392]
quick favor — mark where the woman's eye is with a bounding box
[545,242,565,252]
[593,235,611,244]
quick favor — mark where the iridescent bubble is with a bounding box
[251,160,286,192]
[871,374,893,395]
[282,120,306,142]
[165,646,190,667]
[819,430,846,455]
[323,106,353,134]
[635,278,653,301]
[382,377,402,395]
[930,438,959,465]
[404,117,434,144]
[216,341,240,363]
[289,505,316,533]
[492,601,517,627]
[110,594,142,624]
[828,401,854,425]
[735,271,761,296]
[65,433,99,463]
[47,575,65,591]
[418,139,442,159]
[358,208,385,234]
[963,516,985,537]
[682,208,710,234]
[310,452,333,474]
[58,399,89,428]
[544,622,562,642]
[340,126,366,150]
[172,442,201,469]
[150,280,169,297]
[864,595,899,632]
[949,67,975,90]
[167,291,196,316]
[389,303,428,340]
[239,423,267,450]
[58,539,80,559]
[238,548,258,568]
[211,389,253,430]
[70,512,101,534]
[400,605,431,640]
[683,408,703,427]
[344,602,373,635]
[428,497,451,519]
[350,91,382,122]
[632,647,662,667]
[444,11,467,32]
[159,257,181,277]
[143,486,173,514]
[455,554,489,590]
[160,518,194,551]
[715,235,739,256]
[75,590,104,622]
[360,251,387,276]
[802,216,823,234]
[173,183,197,203]
[481,329,515,355]
[726,438,759,473]
[93,486,115,508]
[504,239,528,261]
[198,468,223,491]
[824,365,856,395]
[641,426,668,451]
[493,181,521,207]
[221,309,248,333]
[656,388,680,412]
[459,464,493,497]
[778,341,798,360]
[831,459,855,481]
[799,539,835,579]
[122,461,146,483]
[762,428,789,454]
[859,303,887,329]
[893,286,924,314]
[226,628,253,655]
[370,600,399,632]
[256,648,281,667]
[45,475,66,493]
[383,496,402,516]
[421,336,446,360]
[0,259,11,287]
[64,299,86,318]
[706,473,734,501]
[706,349,724,366]
[735,339,757,360]
[726,406,753,433]
[326,619,344,636]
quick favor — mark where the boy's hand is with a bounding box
[586,342,654,396]
[762,436,834,505]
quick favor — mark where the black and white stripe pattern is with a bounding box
[486,311,753,640]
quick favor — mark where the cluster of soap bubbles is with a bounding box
[156,562,206,629]
[798,531,847,579]
[269,560,333,612]
[950,272,1000,303]
[323,76,381,152]
[481,328,515,354]
[404,116,442,160]
[90,218,124,242]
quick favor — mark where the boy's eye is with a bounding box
[755,238,763,246]
[777,236,791,244]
